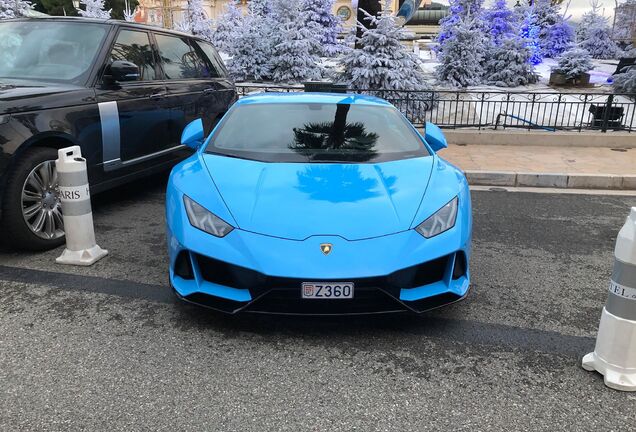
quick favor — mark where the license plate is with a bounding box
[302,282,354,299]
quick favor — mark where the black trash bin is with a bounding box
[589,104,624,129]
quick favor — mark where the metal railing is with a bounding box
[236,83,636,133]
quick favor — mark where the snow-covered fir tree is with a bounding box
[532,0,563,57]
[577,4,621,59]
[613,0,636,41]
[77,0,111,18]
[269,0,322,83]
[340,2,427,90]
[485,37,539,87]
[436,15,488,87]
[226,0,274,81]
[553,47,593,79]
[212,0,243,54]
[302,0,343,57]
[182,0,214,42]
[436,0,487,52]
[517,3,543,64]
[123,0,135,21]
[0,0,32,19]
[340,2,432,119]
[545,17,574,57]
[483,0,516,46]
[613,68,636,93]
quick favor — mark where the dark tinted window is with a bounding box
[109,30,158,81]
[0,21,107,84]
[155,34,213,79]
[206,103,428,163]
[196,41,225,78]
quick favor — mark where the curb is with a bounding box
[466,171,636,190]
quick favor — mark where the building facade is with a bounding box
[133,0,438,34]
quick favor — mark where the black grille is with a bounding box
[245,288,407,315]
[174,251,194,280]
[453,252,467,280]
[193,253,452,295]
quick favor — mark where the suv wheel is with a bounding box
[2,147,65,251]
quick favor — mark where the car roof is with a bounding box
[3,17,194,39]
[236,92,394,107]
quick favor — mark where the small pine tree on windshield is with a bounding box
[483,0,516,45]
[213,1,243,53]
[553,47,593,79]
[302,0,343,57]
[485,37,539,87]
[0,0,32,18]
[269,0,322,83]
[613,68,636,94]
[77,0,111,19]
[436,15,487,87]
[182,0,214,42]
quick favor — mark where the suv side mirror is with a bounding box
[181,118,205,150]
[104,60,140,83]
[424,122,448,152]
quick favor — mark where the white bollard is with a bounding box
[55,146,108,266]
[582,207,636,391]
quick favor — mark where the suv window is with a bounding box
[109,29,158,81]
[155,33,214,79]
[196,41,226,78]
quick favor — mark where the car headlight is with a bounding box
[183,195,233,237]
[415,197,458,238]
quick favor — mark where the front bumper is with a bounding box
[167,195,471,315]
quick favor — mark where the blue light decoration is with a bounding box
[521,9,543,65]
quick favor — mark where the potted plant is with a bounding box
[550,47,593,86]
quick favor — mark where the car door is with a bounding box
[153,32,233,145]
[95,28,171,171]
[193,39,237,134]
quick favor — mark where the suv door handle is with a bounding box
[202,87,216,94]
[149,92,167,100]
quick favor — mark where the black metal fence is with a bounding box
[236,83,636,133]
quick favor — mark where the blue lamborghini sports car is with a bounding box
[166,93,471,314]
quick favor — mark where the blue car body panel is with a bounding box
[166,93,472,314]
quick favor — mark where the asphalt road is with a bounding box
[1,175,636,431]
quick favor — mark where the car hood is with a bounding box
[202,154,434,241]
[0,79,88,114]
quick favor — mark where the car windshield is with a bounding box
[0,21,108,85]
[206,102,428,163]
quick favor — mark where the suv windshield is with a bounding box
[0,21,108,85]
[206,102,428,163]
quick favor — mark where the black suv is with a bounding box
[0,18,237,250]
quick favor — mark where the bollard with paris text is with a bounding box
[55,146,108,266]
[582,207,636,391]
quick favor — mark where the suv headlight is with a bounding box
[415,197,458,238]
[183,195,233,237]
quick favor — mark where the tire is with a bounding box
[2,147,66,251]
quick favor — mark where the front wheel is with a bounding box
[2,147,65,251]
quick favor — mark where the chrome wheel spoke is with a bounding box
[31,209,46,233]
[22,189,41,202]
[22,160,64,240]
[23,203,41,219]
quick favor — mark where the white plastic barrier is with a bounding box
[55,146,108,266]
[582,207,636,391]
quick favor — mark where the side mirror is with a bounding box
[181,118,205,150]
[424,122,448,152]
[104,60,140,83]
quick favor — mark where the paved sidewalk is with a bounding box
[440,144,636,190]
